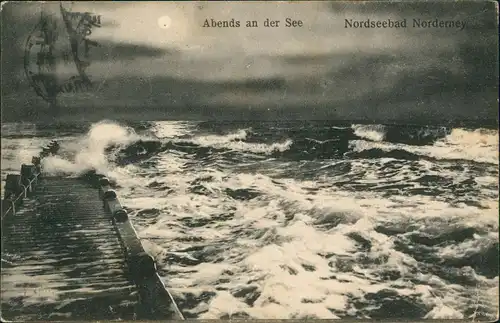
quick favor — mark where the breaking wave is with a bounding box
[42,121,140,176]
[351,124,451,146]
[188,129,293,155]
[352,124,386,142]
[40,122,498,180]
[350,128,498,165]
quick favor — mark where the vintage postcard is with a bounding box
[1,0,498,321]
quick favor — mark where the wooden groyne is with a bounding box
[1,141,184,321]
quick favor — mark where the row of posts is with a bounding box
[1,141,59,218]
[96,175,183,319]
[97,175,158,281]
[94,174,183,319]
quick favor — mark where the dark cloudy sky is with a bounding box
[1,1,498,123]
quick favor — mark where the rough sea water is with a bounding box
[1,120,498,320]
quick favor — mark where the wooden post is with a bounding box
[4,174,22,200]
[20,164,37,196]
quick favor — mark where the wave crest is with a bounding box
[188,129,292,155]
[349,128,498,164]
[439,128,498,148]
[42,121,139,175]
[352,124,386,142]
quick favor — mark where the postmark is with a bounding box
[24,3,102,104]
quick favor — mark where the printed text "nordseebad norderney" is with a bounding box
[345,18,467,30]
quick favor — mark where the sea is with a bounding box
[1,120,498,320]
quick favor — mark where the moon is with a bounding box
[158,16,172,29]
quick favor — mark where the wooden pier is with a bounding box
[1,142,184,321]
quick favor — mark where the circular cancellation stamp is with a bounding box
[24,3,102,105]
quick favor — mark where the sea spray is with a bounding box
[352,124,386,142]
[42,121,139,176]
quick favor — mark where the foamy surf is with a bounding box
[350,127,499,165]
[42,121,141,176]
[176,129,293,155]
[120,159,497,319]
[1,120,497,320]
[352,124,386,142]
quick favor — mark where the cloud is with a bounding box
[89,41,176,62]
[1,1,497,123]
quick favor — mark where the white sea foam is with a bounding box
[352,124,386,142]
[42,121,139,176]
[111,146,498,319]
[350,128,499,164]
[184,129,293,155]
